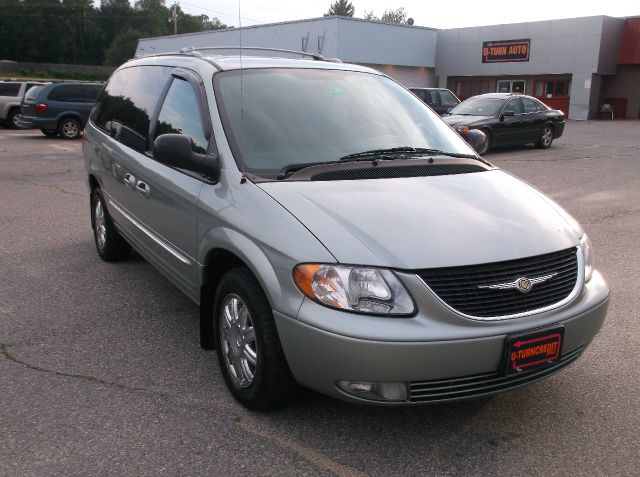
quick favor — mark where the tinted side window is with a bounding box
[522,98,539,114]
[439,90,459,108]
[0,83,21,96]
[91,66,170,152]
[25,86,44,100]
[91,70,128,130]
[83,84,103,102]
[425,91,439,106]
[48,84,85,102]
[502,99,523,115]
[154,78,208,155]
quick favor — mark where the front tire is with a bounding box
[214,268,298,410]
[536,125,554,149]
[58,117,81,139]
[91,188,131,261]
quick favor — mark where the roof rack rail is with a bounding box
[137,46,341,63]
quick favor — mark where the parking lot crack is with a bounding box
[13,177,83,196]
[586,208,640,225]
[0,343,169,398]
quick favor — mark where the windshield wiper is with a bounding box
[277,147,483,180]
[277,157,378,179]
[340,147,477,161]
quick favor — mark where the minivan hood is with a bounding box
[259,170,582,269]
[443,114,490,126]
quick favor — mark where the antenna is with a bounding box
[238,0,247,184]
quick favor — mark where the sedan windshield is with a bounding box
[214,68,475,172]
[449,97,505,117]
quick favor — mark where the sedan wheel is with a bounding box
[536,125,554,149]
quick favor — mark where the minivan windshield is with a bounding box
[214,68,475,173]
[449,97,504,117]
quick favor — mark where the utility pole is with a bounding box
[172,3,178,35]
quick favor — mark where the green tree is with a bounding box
[381,7,408,24]
[363,7,410,24]
[104,27,142,66]
[325,0,354,17]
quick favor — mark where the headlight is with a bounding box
[580,234,594,281]
[455,126,470,134]
[293,264,415,315]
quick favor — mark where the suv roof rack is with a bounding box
[135,46,342,63]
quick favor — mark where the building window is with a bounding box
[535,79,571,98]
[454,80,491,100]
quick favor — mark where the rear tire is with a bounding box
[536,125,554,149]
[214,267,299,410]
[7,109,21,129]
[58,117,81,139]
[41,129,58,137]
[91,188,131,261]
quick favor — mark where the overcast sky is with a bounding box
[173,0,638,29]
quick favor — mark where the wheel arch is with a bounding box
[198,233,283,350]
[57,112,84,128]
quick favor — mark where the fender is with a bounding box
[198,227,286,310]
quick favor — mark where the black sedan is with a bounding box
[443,93,565,155]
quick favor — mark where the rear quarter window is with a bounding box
[0,83,21,96]
[24,86,45,100]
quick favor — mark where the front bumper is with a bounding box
[274,271,609,405]
[554,120,566,138]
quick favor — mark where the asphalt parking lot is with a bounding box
[1,121,639,476]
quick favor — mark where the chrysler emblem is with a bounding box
[478,273,557,294]
[516,278,532,293]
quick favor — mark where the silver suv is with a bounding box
[0,80,46,128]
[83,50,609,409]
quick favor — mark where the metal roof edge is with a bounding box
[438,15,619,32]
[138,15,437,42]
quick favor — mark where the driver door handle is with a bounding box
[123,172,135,188]
[135,180,150,198]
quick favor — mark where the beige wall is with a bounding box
[602,65,640,119]
[358,63,437,88]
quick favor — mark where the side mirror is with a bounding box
[461,129,488,155]
[153,134,219,181]
[500,110,515,121]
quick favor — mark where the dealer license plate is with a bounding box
[504,327,564,375]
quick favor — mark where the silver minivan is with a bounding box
[83,51,609,409]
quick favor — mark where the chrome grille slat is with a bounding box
[409,346,585,402]
[418,248,579,318]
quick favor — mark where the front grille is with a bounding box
[409,346,585,402]
[310,164,486,181]
[417,248,579,318]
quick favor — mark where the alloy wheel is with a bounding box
[94,198,107,252]
[219,293,258,388]
[62,120,79,138]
